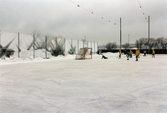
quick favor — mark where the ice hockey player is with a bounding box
[101,53,108,59]
[152,49,155,58]
[124,50,130,60]
[135,49,140,61]
[119,50,122,59]
[130,50,133,58]
[143,50,146,56]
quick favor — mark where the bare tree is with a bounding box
[47,36,65,56]
[135,38,148,49]
[149,38,156,49]
[0,38,15,58]
[68,40,76,54]
[122,43,130,49]
[155,37,167,49]
[27,30,44,50]
[136,37,156,49]
[105,42,117,50]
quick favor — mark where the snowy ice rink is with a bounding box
[0,53,167,113]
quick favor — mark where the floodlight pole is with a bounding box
[148,15,150,54]
[120,18,122,50]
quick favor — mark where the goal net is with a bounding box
[75,47,92,60]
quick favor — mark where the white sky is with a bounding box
[0,0,167,44]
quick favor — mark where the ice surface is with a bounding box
[0,53,167,113]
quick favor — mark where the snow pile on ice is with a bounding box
[0,50,102,64]
[0,49,70,64]
[102,52,118,57]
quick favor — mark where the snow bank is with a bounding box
[1,47,123,66]
[102,52,118,57]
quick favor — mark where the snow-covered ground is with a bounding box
[0,53,167,113]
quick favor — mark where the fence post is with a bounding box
[96,42,99,53]
[18,32,20,58]
[0,30,1,45]
[77,40,79,54]
[91,41,92,51]
[94,41,96,54]
[64,38,66,55]
[55,37,57,47]
[45,36,47,59]
[165,43,167,54]
[71,39,73,48]
[33,34,35,58]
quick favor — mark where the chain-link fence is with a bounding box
[0,31,98,58]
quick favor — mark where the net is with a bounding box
[75,47,92,60]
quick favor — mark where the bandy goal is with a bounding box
[75,47,92,60]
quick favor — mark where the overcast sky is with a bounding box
[0,0,167,44]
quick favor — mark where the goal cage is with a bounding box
[75,47,92,60]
